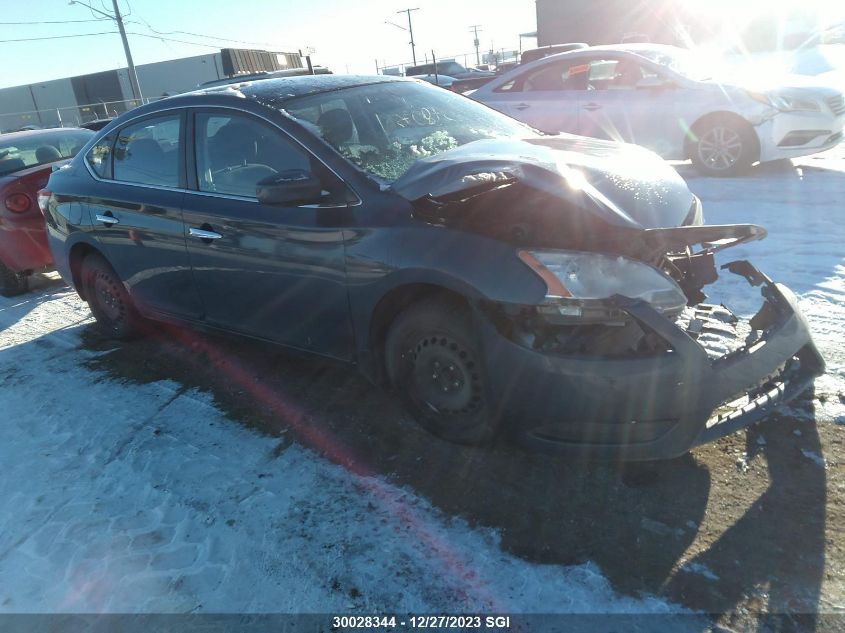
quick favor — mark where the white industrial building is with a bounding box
[0,48,302,131]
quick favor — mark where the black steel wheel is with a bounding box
[80,252,139,339]
[0,261,28,297]
[385,297,496,445]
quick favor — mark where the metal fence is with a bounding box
[0,97,164,133]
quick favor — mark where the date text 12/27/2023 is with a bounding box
[331,615,512,629]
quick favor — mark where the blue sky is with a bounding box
[0,0,538,88]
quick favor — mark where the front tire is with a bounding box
[691,116,757,177]
[0,261,28,297]
[385,297,496,445]
[80,252,140,339]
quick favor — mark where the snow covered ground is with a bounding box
[682,147,845,424]
[0,281,699,615]
[0,144,843,622]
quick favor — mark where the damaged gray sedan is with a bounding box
[43,76,824,460]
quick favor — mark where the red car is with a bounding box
[0,128,93,296]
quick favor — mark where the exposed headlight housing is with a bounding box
[519,250,688,322]
[749,91,821,113]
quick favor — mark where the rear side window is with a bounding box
[496,60,589,93]
[113,114,182,187]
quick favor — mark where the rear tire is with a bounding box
[690,116,757,177]
[80,252,140,339]
[385,297,496,445]
[0,261,28,297]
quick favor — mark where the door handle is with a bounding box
[514,103,531,111]
[95,213,119,226]
[583,103,602,111]
[189,227,223,241]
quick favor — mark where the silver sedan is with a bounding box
[472,44,845,176]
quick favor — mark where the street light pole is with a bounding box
[397,8,419,66]
[69,0,143,102]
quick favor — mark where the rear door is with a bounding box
[181,108,355,360]
[84,111,203,319]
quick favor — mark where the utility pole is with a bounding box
[69,0,143,102]
[397,8,419,66]
[111,0,143,102]
[469,25,482,66]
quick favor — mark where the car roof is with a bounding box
[92,75,418,132]
[579,43,684,55]
[125,75,410,117]
[0,127,90,141]
[499,43,684,74]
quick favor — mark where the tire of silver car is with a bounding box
[0,261,29,298]
[385,297,496,445]
[80,252,140,339]
[691,116,757,177]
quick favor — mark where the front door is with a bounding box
[577,57,678,156]
[181,109,355,360]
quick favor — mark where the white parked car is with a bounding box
[472,44,845,176]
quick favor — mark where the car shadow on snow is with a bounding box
[79,320,828,629]
[675,154,845,183]
[0,273,69,332]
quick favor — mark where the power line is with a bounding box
[126,31,223,49]
[0,26,280,51]
[126,15,282,48]
[0,31,117,42]
[0,19,110,24]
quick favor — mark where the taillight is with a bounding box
[4,192,31,214]
[37,189,51,214]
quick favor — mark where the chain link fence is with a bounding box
[1,98,165,133]
[378,48,520,76]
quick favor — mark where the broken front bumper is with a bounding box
[480,261,825,461]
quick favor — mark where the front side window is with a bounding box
[634,48,714,81]
[283,81,529,182]
[194,112,312,198]
[113,114,182,187]
[584,58,659,90]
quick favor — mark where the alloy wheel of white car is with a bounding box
[691,118,757,177]
[698,126,743,171]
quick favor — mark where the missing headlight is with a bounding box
[484,302,672,358]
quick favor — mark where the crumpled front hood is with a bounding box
[390,135,695,230]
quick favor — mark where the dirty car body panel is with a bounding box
[43,76,824,459]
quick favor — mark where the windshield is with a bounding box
[282,80,531,182]
[633,47,717,81]
[0,129,93,177]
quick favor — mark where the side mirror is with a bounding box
[636,76,673,90]
[256,170,323,206]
